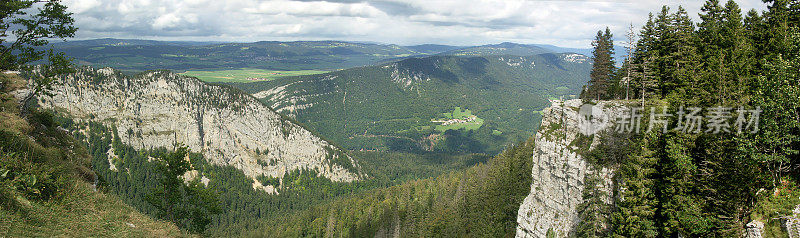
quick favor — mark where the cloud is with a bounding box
[244,1,384,17]
[61,0,770,48]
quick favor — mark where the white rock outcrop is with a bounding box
[787,204,800,238]
[516,99,623,238]
[32,67,361,186]
[744,220,764,238]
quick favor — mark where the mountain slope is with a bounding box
[0,73,185,237]
[227,53,591,154]
[31,67,360,190]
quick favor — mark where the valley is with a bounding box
[6,40,593,236]
[3,0,800,237]
[226,53,590,154]
[7,34,597,236]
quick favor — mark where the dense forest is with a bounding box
[579,0,800,236]
[244,138,534,237]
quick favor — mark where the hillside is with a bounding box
[31,67,361,189]
[0,73,186,237]
[227,53,592,154]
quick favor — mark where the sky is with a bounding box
[62,0,769,48]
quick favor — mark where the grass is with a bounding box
[180,68,328,83]
[433,107,484,132]
[0,181,187,237]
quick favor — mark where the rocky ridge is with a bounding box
[30,67,361,192]
[516,99,623,238]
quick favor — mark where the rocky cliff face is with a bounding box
[516,99,622,238]
[31,67,361,191]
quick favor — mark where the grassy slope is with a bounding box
[433,107,484,132]
[180,68,328,83]
[0,74,186,237]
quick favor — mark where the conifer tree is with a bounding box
[609,132,659,238]
[576,169,610,237]
[583,27,616,100]
[146,146,221,234]
[634,14,659,107]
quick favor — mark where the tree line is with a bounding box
[579,0,800,237]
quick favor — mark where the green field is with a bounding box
[433,107,484,132]
[181,68,328,83]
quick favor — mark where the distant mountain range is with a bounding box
[48,38,620,72]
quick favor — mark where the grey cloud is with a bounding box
[63,0,770,48]
[367,1,422,16]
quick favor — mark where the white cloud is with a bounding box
[245,1,384,17]
[152,13,181,30]
[62,0,770,48]
[64,0,100,14]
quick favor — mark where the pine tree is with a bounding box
[665,6,699,101]
[576,168,610,237]
[146,146,221,234]
[583,27,616,100]
[697,0,727,104]
[656,133,714,236]
[698,0,725,53]
[634,14,659,107]
[721,0,751,105]
[610,132,659,238]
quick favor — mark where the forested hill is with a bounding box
[49,39,457,72]
[49,39,607,73]
[226,53,592,154]
[440,42,553,56]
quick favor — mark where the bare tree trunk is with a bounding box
[625,23,637,101]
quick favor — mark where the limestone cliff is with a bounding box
[30,67,361,190]
[516,99,622,238]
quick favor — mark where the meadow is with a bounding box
[433,107,484,132]
[181,68,327,83]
